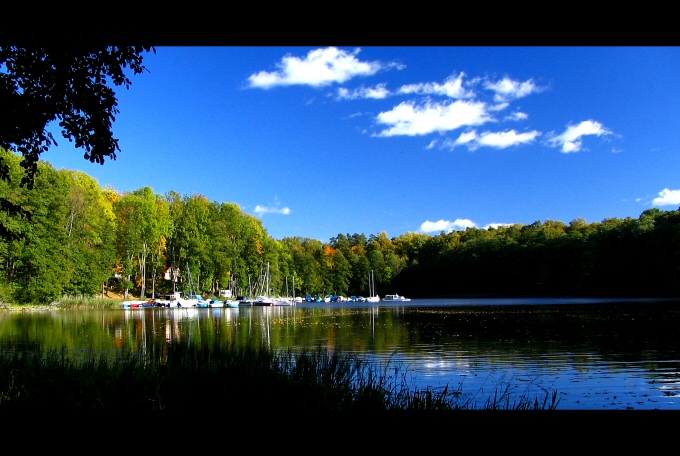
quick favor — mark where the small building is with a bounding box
[219,289,232,298]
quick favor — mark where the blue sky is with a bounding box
[42,46,680,242]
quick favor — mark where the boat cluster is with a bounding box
[121,292,300,309]
[302,293,409,303]
[304,294,381,303]
[121,292,410,309]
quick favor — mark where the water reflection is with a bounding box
[2,298,680,410]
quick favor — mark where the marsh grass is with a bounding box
[50,294,121,309]
[0,340,559,412]
[0,294,122,310]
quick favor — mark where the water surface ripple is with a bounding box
[2,297,680,410]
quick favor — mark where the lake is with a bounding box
[2,297,680,410]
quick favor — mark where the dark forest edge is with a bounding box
[1,147,679,307]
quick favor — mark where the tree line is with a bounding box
[0,148,678,304]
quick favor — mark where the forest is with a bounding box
[0,147,678,305]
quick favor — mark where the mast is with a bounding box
[266,262,270,297]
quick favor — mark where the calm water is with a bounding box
[2,297,680,410]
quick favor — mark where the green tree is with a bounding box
[140,189,172,298]
[113,193,143,299]
[0,45,155,240]
[283,236,325,296]
[60,169,117,296]
[175,194,213,293]
[331,250,352,296]
[114,187,172,299]
[0,149,29,271]
[210,202,265,296]
[205,202,234,294]
[13,162,72,302]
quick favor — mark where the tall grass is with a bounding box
[0,340,559,412]
[0,294,122,310]
[51,294,121,309]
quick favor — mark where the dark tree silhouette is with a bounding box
[0,45,155,239]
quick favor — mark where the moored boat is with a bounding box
[224,299,241,307]
[121,300,156,309]
[367,270,380,302]
[271,297,294,306]
[169,292,200,307]
[383,294,411,302]
[236,296,253,306]
[252,295,275,306]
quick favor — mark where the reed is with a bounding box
[0,340,559,412]
[51,294,121,309]
[0,295,121,310]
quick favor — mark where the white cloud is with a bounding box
[247,49,617,155]
[254,205,292,216]
[452,130,478,146]
[374,100,492,137]
[505,111,528,121]
[420,219,477,233]
[488,102,510,112]
[547,120,612,153]
[484,76,543,102]
[475,129,540,148]
[336,83,391,100]
[447,129,539,150]
[652,188,680,206]
[247,47,387,89]
[397,73,474,99]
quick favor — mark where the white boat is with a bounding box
[185,294,224,308]
[252,295,274,306]
[166,264,203,307]
[236,296,254,306]
[366,270,380,302]
[152,297,174,307]
[224,299,241,307]
[252,295,294,306]
[383,294,411,302]
[250,263,295,306]
[170,292,200,307]
[121,300,155,309]
[205,299,225,308]
[271,297,294,306]
[272,277,296,306]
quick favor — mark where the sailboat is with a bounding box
[172,263,209,307]
[253,263,291,306]
[366,270,380,302]
[272,276,296,306]
[252,262,272,306]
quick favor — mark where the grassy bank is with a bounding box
[0,293,130,311]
